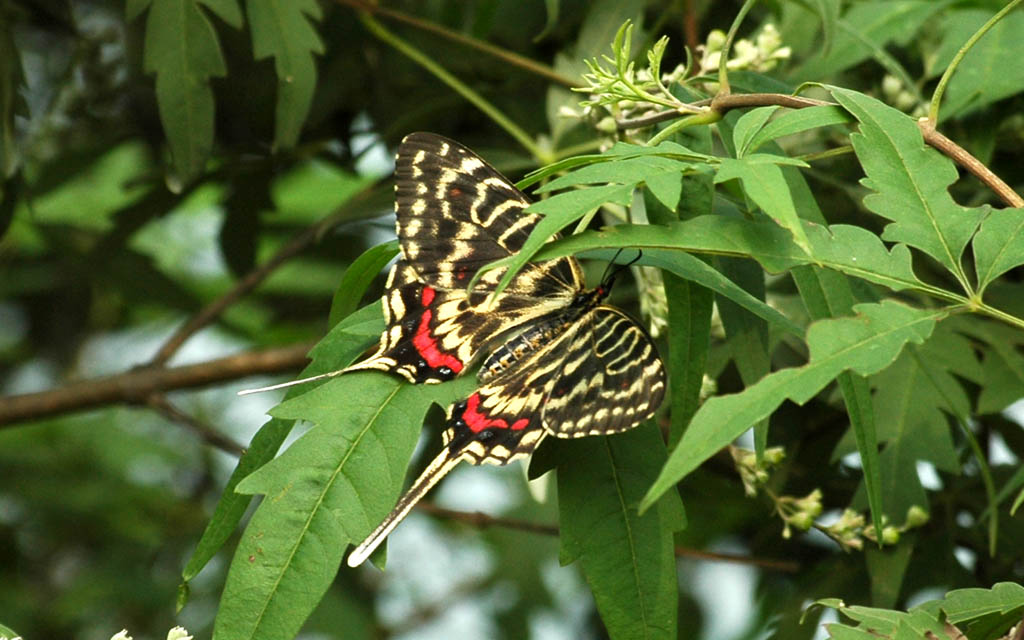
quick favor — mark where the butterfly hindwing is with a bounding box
[541,306,666,437]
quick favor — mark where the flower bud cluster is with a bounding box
[730,446,930,551]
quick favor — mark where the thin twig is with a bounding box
[415,502,559,536]
[147,394,247,456]
[0,343,314,427]
[918,118,1024,208]
[673,546,799,572]
[619,92,1024,209]
[148,180,387,367]
[415,502,800,571]
[335,0,579,89]
[711,92,834,111]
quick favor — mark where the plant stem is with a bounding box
[647,110,721,146]
[359,12,546,162]
[717,0,760,95]
[336,0,579,88]
[929,0,1024,125]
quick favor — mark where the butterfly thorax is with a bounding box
[478,285,610,384]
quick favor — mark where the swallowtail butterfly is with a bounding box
[340,133,666,566]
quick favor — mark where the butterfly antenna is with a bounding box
[236,369,343,396]
[600,249,643,288]
[346,446,465,567]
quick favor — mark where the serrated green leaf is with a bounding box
[529,216,930,296]
[328,241,399,328]
[641,301,943,511]
[143,0,234,185]
[929,9,1024,118]
[804,223,924,292]
[215,371,471,640]
[745,105,853,155]
[557,424,682,640]
[716,156,812,255]
[831,87,984,283]
[181,303,383,588]
[936,582,1024,622]
[246,0,324,150]
[973,206,1024,294]
[825,624,877,639]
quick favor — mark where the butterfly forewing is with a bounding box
[345,133,583,384]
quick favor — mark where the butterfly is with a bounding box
[338,132,666,567]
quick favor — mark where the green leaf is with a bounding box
[328,241,399,328]
[535,155,700,213]
[732,106,778,158]
[181,303,383,588]
[929,9,1024,118]
[557,424,683,640]
[744,105,854,155]
[977,344,1024,415]
[714,257,771,455]
[798,1,948,78]
[534,0,559,42]
[937,582,1024,622]
[849,346,961,521]
[716,155,812,255]
[831,87,984,284]
[214,372,470,640]
[639,249,801,337]
[246,0,324,150]
[142,0,238,186]
[519,140,708,191]
[866,540,914,609]
[126,0,152,21]
[641,301,943,511]
[0,10,23,185]
[810,0,840,54]
[0,623,21,640]
[530,217,928,295]
[973,206,1024,294]
[794,265,883,533]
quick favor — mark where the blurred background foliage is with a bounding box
[1,1,1023,639]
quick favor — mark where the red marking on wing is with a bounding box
[421,286,436,307]
[449,187,463,198]
[462,392,529,433]
[412,308,464,374]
